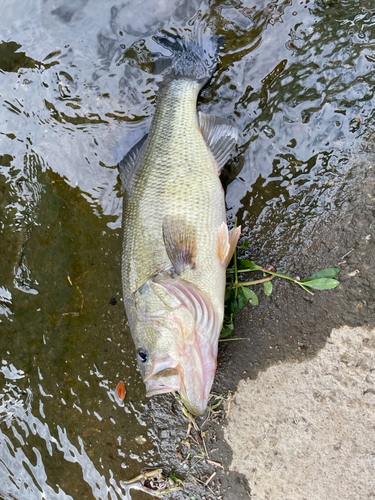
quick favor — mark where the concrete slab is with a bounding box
[224,326,375,500]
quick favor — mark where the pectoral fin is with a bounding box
[199,111,238,173]
[162,216,197,275]
[217,222,241,268]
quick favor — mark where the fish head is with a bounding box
[130,277,220,416]
[132,314,184,395]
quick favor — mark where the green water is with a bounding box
[1,0,375,498]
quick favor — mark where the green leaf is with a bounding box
[240,259,262,271]
[224,289,237,317]
[302,268,340,281]
[237,240,249,249]
[236,288,249,310]
[220,322,234,338]
[229,294,240,315]
[301,278,340,290]
[240,286,259,305]
[263,281,273,296]
[223,321,234,331]
[210,399,223,410]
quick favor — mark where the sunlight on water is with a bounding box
[0,363,137,499]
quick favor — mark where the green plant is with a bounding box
[221,239,340,340]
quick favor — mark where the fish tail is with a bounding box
[153,26,223,87]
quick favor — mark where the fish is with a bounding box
[118,28,240,416]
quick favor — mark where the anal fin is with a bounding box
[199,111,238,173]
[162,216,197,275]
[217,222,241,268]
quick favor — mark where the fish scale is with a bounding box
[122,79,226,305]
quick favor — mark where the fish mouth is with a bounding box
[144,362,214,416]
[143,343,216,416]
[145,368,181,397]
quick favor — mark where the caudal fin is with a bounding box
[153,26,223,86]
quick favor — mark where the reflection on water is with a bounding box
[1,0,375,498]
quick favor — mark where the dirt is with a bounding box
[217,150,375,389]
[210,150,375,498]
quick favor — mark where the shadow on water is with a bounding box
[0,164,155,497]
[1,0,375,498]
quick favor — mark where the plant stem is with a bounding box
[259,269,315,295]
[234,218,238,299]
[227,266,315,295]
[188,457,205,472]
[298,283,315,294]
[227,268,249,273]
[229,275,274,288]
[219,337,248,342]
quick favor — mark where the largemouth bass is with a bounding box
[118,30,240,415]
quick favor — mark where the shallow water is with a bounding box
[1,0,375,498]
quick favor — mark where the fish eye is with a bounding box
[137,349,148,363]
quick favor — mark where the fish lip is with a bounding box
[146,387,176,397]
[145,356,179,380]
[144,367,181,396]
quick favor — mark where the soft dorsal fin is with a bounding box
[117,133,148,191]
[162,215,197,275]
[198,111,238,173]
[217,222,241,268]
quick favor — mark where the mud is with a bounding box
[214,150,375,498]
[217,151,375,393]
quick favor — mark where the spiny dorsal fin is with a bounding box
[217,222,241,268]
[117,133,148,191]
[162,215,197,275]
[199,111,238,173]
